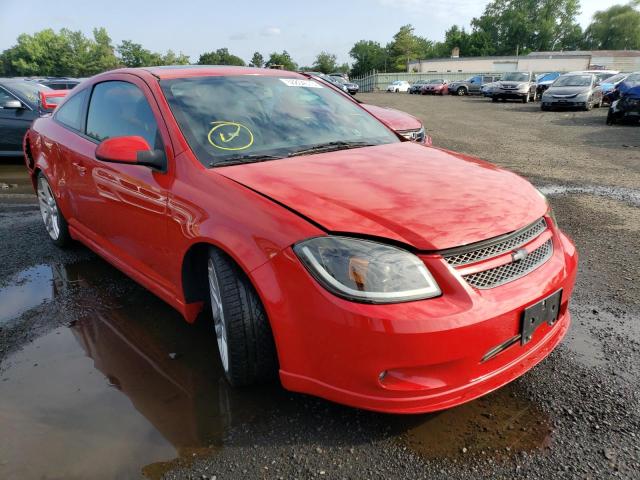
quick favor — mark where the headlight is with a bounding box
[576,92,589,100]
[519,84,529,91]
[536,189,558,227]
[293,237,441,303]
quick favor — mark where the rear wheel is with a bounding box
[207,247,278,386]
[37,172,70,247]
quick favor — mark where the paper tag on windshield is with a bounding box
[279,78,323,88]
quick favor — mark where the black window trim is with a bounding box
[52,86,91,138]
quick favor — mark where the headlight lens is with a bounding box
[293,237,441,303]
[536,189,558,227]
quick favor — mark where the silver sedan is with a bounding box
[541,74,604,111]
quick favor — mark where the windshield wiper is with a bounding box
[210,154,283,168]
[288,141,376,158]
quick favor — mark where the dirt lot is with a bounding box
[0,94,639,480]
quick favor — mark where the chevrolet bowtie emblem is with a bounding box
[512,248,528,262]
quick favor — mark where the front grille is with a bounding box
[463,239,553,289]
[443,218,547,267]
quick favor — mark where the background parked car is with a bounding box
[0,79,61,157]
[448,75,501,96]
[331,75,359,95]
[31,77,80,90]
[481,82,498,97]
[329,73,349,82]
[541,73,603,111]
[492,72,537,103]
[386,80,410,93]
[612,72,640,99]
[421,79,449,95]
[409,80,428,94]
[600,73,628,104]
[607,84,640,125]
[536,72,561,95]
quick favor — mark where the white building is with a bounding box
[408,50,640,74]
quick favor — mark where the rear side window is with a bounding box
[55,89,88,131]
[86,81,161,148]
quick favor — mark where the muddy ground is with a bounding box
[0,94,638,479]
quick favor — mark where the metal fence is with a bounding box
[351,71,498,92]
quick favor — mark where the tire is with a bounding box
[523,94,529,104]
[606,113,615,125]
[456,87,466,96]
[492,97,498,103]
[37,172,71,247]
[207,247,278,386]
[584,98,593,111]
[541,105,549,111]
[595,96,603,108]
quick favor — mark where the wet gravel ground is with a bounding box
[1,95,639,479]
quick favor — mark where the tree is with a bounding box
[583,1,640,50]
[312,51,338,73]
[117,40,161,67]
[0,28,118,76]
[197,48,245,66]
[386,25,434,71]
[161,49,190,65]
[349,40,388,76]
[265,51,297,71]
[470,0,583,55]
[249,52,264,68]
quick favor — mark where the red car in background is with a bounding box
[360,103,431,145]
[421,79,449,95]
[24,66,577,413]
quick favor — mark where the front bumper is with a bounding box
[542,99,588,109]
[493,90,528,100]
[252,223,578,414]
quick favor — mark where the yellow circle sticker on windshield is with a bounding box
[207,121,254,151]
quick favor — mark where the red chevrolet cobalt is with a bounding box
[24,67,577,413]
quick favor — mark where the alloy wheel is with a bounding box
[208,258,229,373]
[37,176,60,241]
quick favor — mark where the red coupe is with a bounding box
[421,79,449,95]
[24,67,577,413]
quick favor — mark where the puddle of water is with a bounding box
[538,184,640,207]
[0,260,284,480]
[404,384,551,460]
[0,265,53,324]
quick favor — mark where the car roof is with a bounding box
[139,65,304,80]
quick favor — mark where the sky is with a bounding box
[0,0,625,66]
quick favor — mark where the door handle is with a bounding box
[72,162,87,176]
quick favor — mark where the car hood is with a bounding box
[360,104,422,131]
[215,142,546,251]
[547,86,590,96]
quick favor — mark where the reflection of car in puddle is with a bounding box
[0,259,284,479]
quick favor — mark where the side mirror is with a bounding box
[95,136,166,172]
[2,99,23,109]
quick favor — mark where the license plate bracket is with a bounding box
[521,289,562,345]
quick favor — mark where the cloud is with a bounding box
[261,27,281,37]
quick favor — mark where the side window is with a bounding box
[471,76,481,84]
[86,81,161,149]
[55,88,88,131]
[0,88,14,106]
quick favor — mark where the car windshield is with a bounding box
[502,72,530,82]
[624,73,640,86]
[428,79,444,84]
[539,73,559,82]
[604,73,627,84]
[6,81,50,106]
[553,75,592,87]
[161,75,399,167]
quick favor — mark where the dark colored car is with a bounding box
[409,80,428,94]
[607,85,640,125]
[33,77,80,90]
[332,75,359,95]
[536,72,561,95]
[0,79,57,157]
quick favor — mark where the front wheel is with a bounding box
[207,247,278,386]
[584,98,593,111]
[456,87,466,96]
[37,172,71,247]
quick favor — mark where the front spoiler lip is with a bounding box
[280,310,570,414]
